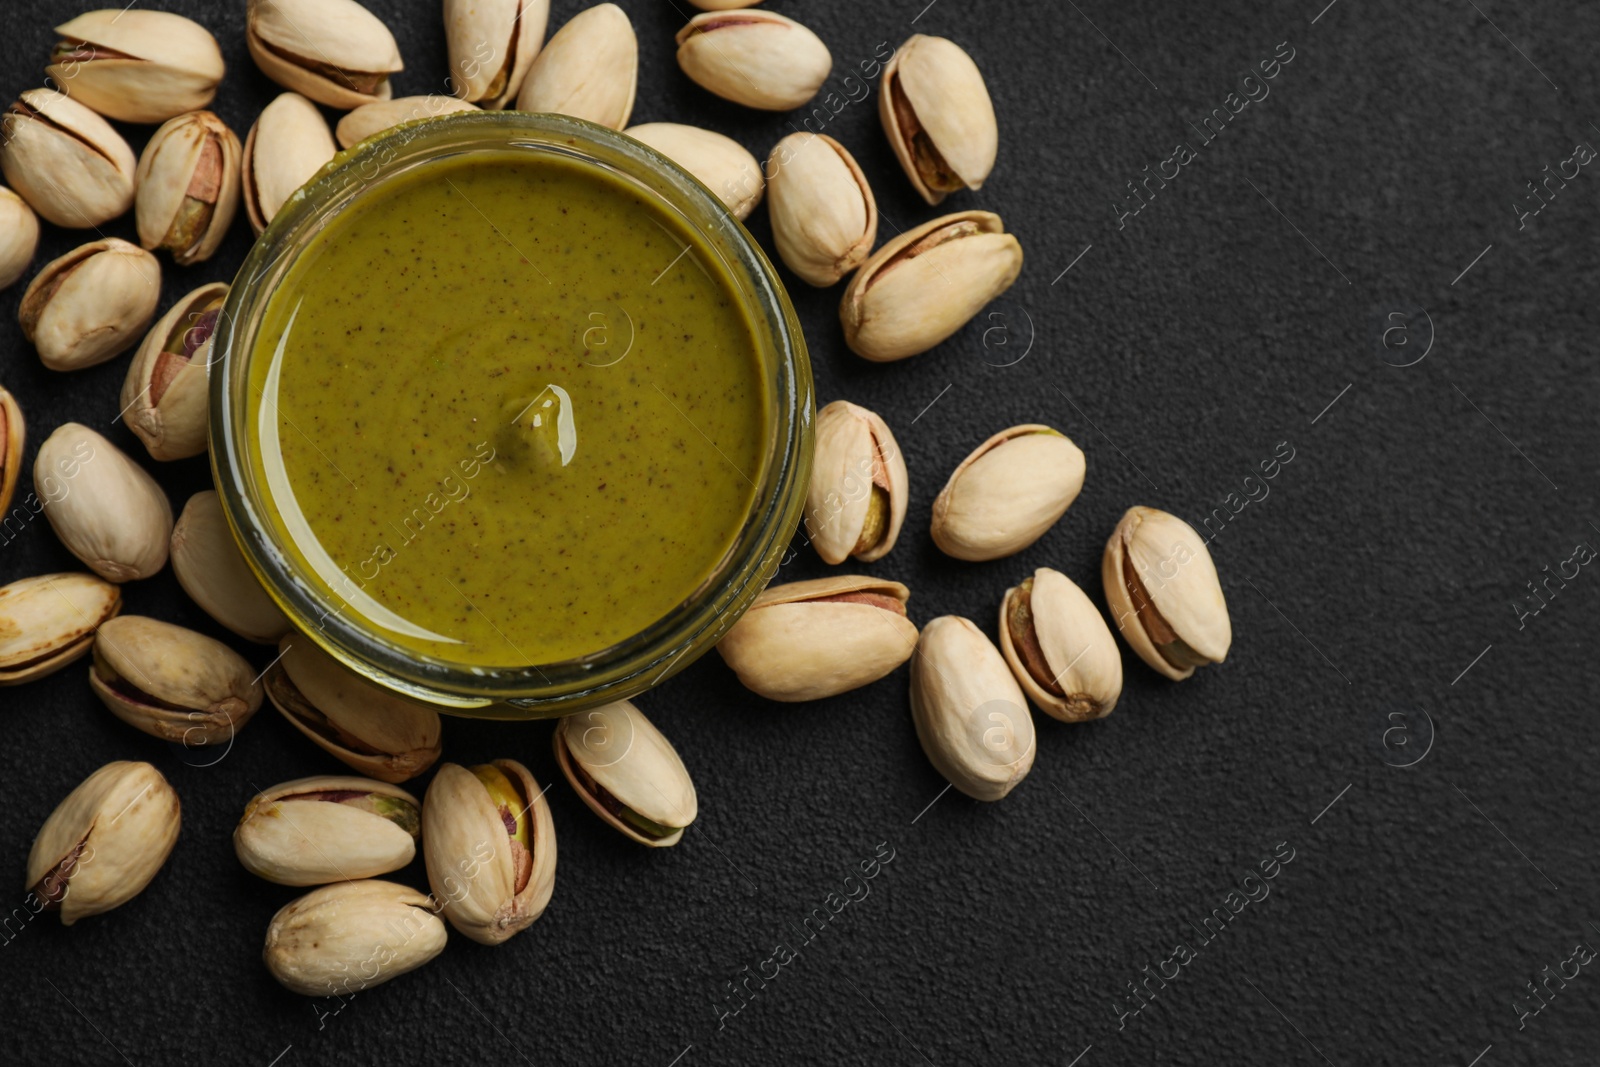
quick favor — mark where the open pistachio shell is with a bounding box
[626,122,763,220]
[0,385,22,514]
[0,573,121,686]
[122,283,226,461]
[423,760,557,944]
[0,187,40,290]
[0,88,137,228]
[930,425,1085,562]
[264,880,446,996]
[515,4,637,130]
[26,761,180,925]
[20,238,161,372]
[171,491,291,644]
[998,568,1122,721]
[336,95,480,149]
[265,634,442,782]
[839,210,1022,362]
[1102,506,1231,681]
[445,0,548,108]
[49,10,225,124]
[675,10,831,111]
[806,400,907,565]
[909,616,1035,801]
[90,615,262,746]
[880,35,999,205]
[717,576,918,702]
[554,700,697,847]
[243,92,337,235]
[767,133,877,287]
[689,0,764,8]
[36,424,173,582]
[135,111,242,265]
[246,0,404,109]
[236,775,421,886]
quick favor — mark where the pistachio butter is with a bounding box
[248,151,770,667]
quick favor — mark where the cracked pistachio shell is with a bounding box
[424,760,557,943]
[1103,506,1231,681]
[806,400,907,565]
[675,10,831,111]
[336,95,480,149]
[999,568,1122,722]
[236,775,421,886]
[910,616,1035,801]
[881,35,998,205]
[246,0,404,109]
[554,700,697,847]
[445,0,548,108]
[0,573,121,685]
[172,491,291,644]
[90,615,262,746]
[266,634,443,783]
[20,238,161,371]
[122,283,226,461]
[717,576,917,702]
[49,10,225,124]
[264,879,446,996]
[627,123,763,220]
[0,188,40,290]
[135,111,242,265]
[0,385,21,514]
[26,761,180,925]
[930,425,1085,562]
[243,92,337,235]
[515,4,637,130]
[767,133,877,287]
[0,89,136,228]
[36,424,173,582]
[840,210,1022,362]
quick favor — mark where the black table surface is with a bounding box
[3,1,1598,1064]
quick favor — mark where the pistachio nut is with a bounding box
[675,11,832,111]
[445,0,548,108]
[236,775,421,886]
[20,238,162,371]
[266,634,443,782]
[909,616,1035,802]
[246,0,405,109]
[1102,506,1231,681]
[515,4,637,130]
[0,573,121,686]
[717,576,917,702]
[0,187,40,290]
[48,10,225,124]
[264,879,447,996]
[336,95,480,149]
[930,425,1085,562]
[26,761,180,925]
[554,700,697,847]
[767,133,877,287]
[805,400,907,565]
[171,491,291,644]
[423,760,557,943]
[0,384,22,514]
[90,615,262,746]
[0,88,137,228]
[880,35,998,205]
[840,210,1022,362]
[36,424,173,582]
[998,568,1122,722]
[626,122,763,220]
[134,111,242,265]
[243,92,337,235]
[122,283,226,461]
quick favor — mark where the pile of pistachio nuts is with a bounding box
[0,0,1233,998]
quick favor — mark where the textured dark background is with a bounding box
[3,0,1599,1064]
